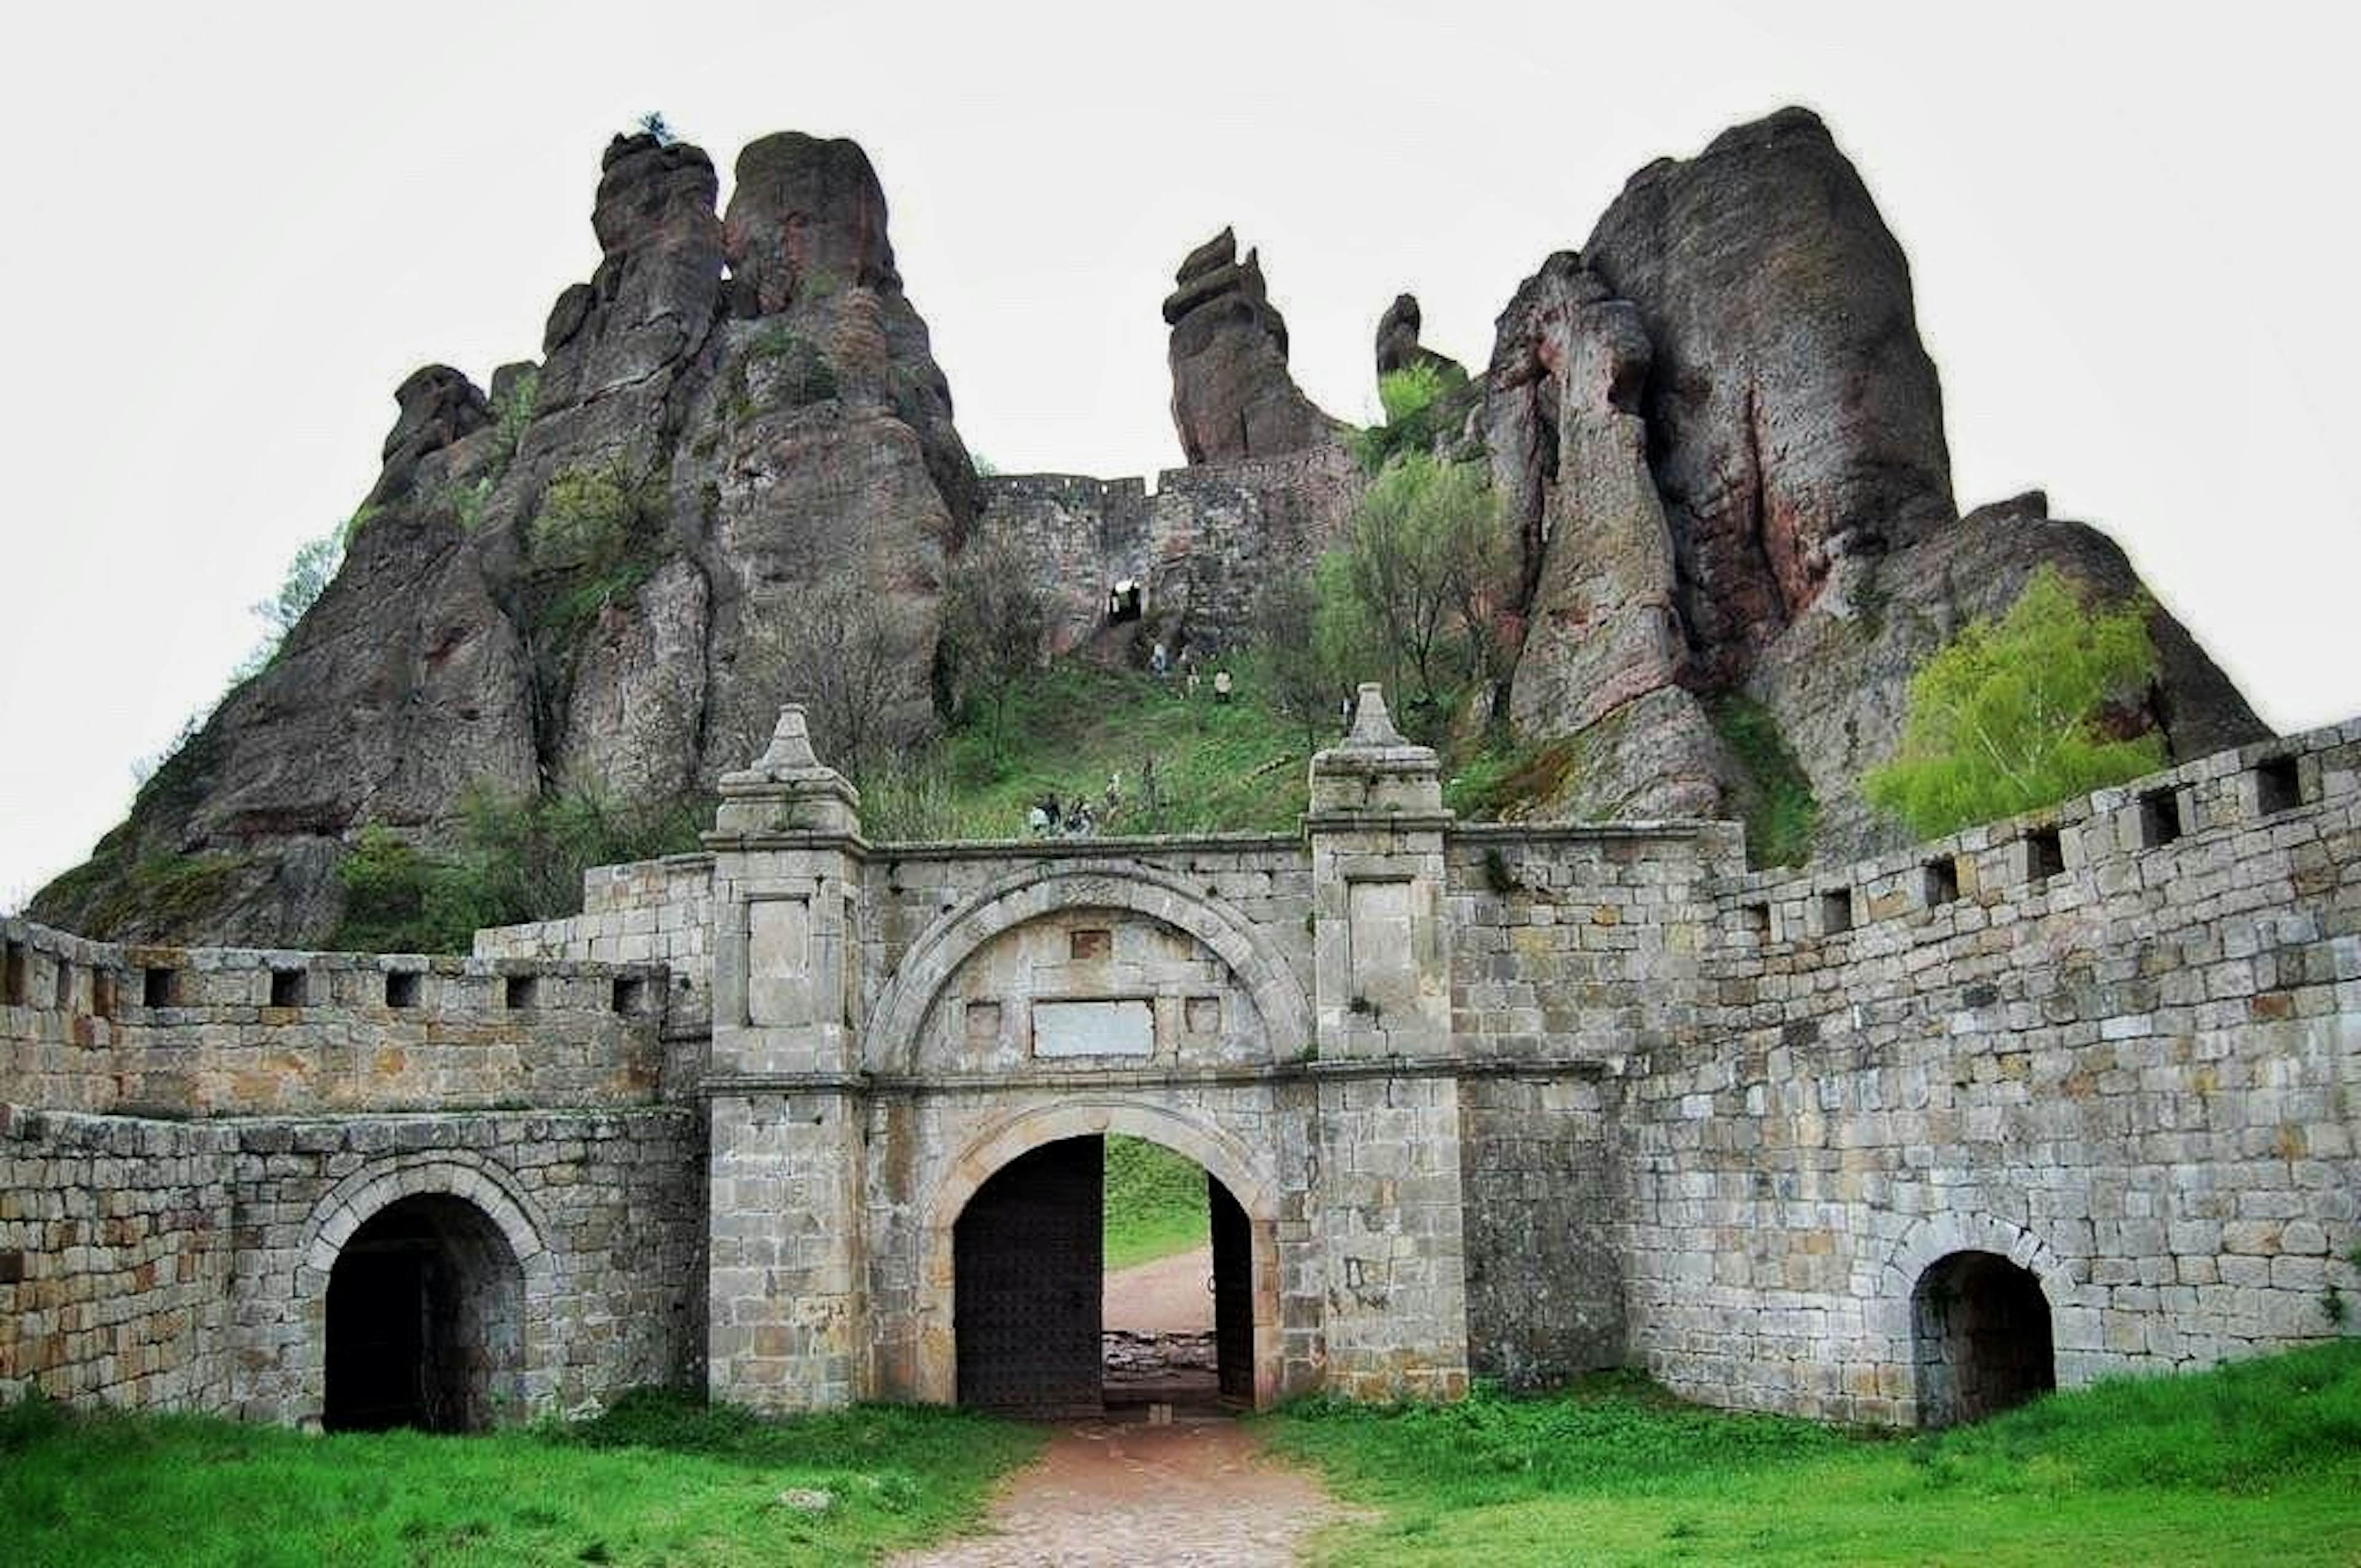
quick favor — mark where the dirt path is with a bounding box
[1103,1244,1214,1334]
[888,1415,1361,1567]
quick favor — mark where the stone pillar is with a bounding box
[703,706,868,1410]
[1303,684,1469,1398]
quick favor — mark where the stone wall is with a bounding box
[973,448,1363,657]
[0,1104,237,1410]
[0,1101,705,1423]
[1,916,674,1116]
[226,1106,706,1425]
[476,850,714,1044]
[1624,723,2361,1423]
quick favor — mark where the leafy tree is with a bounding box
[1252,571,1337,749]
[253,531,343,642]
[1863,566,2164,838]
[938,536,1049,761]
[1317,453,1503,717]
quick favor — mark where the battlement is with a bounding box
[0,917,676,1117]
[1721,717,2360,949]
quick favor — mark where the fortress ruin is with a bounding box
[5,689,2355,1430]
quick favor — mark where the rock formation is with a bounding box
[1485,253,1731,819]
[1485,108,2265,850]
[1374,293,1465,384]
[33,107,2273,942]
[32,129,976,944]
[1162,228,1342,464]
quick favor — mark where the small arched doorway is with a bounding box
[323,1194,525,1432]
[954,1133,1254,1416]
[1912,1249,2055,1427]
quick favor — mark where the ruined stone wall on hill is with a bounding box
[973,448,1363,658]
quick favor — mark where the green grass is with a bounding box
[0,1387,1038,1567]
[1266,1344,2361,1566]
[901,659,1317,841]
[1707,692,1819,868]
[1104,1133,1210,1270]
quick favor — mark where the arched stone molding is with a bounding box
[291,1152,557,1426]
[912,1097,1286,1408]
[1856,1211,2078,1382]
[860,861,1313,1074]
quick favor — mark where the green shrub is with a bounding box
[1865,566,2163,839]
[1318,453,1506,726]
[1708,694,1819,868]
[1350,362,1471,475]
[746,327,839,405]
[333,786,705,953]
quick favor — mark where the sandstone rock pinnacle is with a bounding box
[1162,228,1342,464]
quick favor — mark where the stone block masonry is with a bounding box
[6,701,2359,1428]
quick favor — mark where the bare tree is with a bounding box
[939,536,1050,761]
[770,579,931,780]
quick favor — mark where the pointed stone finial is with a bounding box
[1345,683,1407,748]
[1307,682,1445,819]
[710,703,861,839]
[753,705,821,774]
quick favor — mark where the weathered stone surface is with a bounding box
[1488,252,1730,822]
[1750,489,2268,857]
[1488,107,2267,854]
[1581,106,1956,679]
[33,127,975,945]
[1374,293,1465,382]
[1163,228,1342,464]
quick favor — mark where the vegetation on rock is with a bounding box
[1865,566,2164,838]
[1316,452,1511,733]
[1708,693,1819,867]
[335,788,703,953]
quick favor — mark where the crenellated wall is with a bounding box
[1,918,678,1115]
[1625,723,2361,1422]
[7,700,2359,1429]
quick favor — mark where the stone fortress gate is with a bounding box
[4,690,2358,1429]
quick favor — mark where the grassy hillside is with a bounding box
[1104,1133,1211,1271]
[1267,1341,2361,1566]
[875,659,1319,842]
[0,1390,1035,1567]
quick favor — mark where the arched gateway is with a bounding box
[700,696,1475,1412]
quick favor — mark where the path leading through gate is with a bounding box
[886,1415,1361,1567]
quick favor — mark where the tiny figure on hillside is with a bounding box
[1103,771,1123,818]
[1185,668,1201,700]
[1150,641,1169,678]
[1026,799,1054,837]
[1062,798,1097,837]
[1212,668,1233,705]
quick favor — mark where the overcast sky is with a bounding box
[2,0,2355,907]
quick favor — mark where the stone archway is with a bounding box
[324,1193,525,1431]
[1861,1211,2073,1427]
[1912,1250,2057,1427]
[296,1154,555,1428]
[860,861,1313,1075]
[916,1100,1284,1410]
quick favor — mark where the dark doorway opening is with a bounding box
[954,1134,1253,1417]
[1912,1249,2055,1427]
[324,1194,524,1433]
